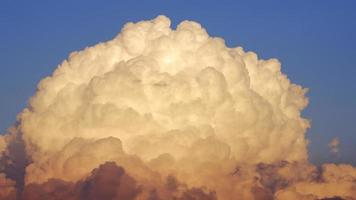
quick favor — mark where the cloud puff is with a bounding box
[23,162,217,200]
[0,173,16,200]
[0,15,355,200]
[19,15,309,170]
[23,162,141,200]
[329,138,340,154]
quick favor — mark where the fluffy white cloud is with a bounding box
[0,16,355,200]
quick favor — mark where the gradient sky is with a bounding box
[0,0,355,165]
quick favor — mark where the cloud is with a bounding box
[0,173,16,200]
[0,15,354,200]
[329,138,340,154]
[19,15,309,170]
[22,162,217,200]
[22,162,141,200]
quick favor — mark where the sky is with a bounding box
[0,0,355,165]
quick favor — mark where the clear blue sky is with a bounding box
[1,0,355,165]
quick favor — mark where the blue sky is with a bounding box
[0,0,355,165]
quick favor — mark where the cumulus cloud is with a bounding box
[22,162,217,200]
[0,15,355,200]
[22,162,141,200]
[0,173,16,200]
[19,15,309,168]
